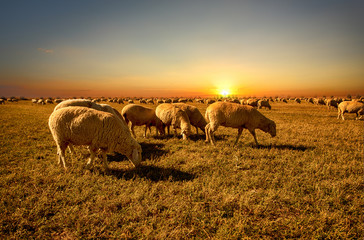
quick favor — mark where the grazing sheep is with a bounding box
[155,103,191,140]
[121,104,164,138]
[205,102,276,146]
[294,98,301,104]
[146,99,154,104]
[326,99,338,109]
[54,99,128,155]
[337,101,364,120]
[314,98,325,105]
[48,107,142,170]
[246,98,259,107]
[205,99,215,105]
[37,99,45,105]
[173,103,207,134]
[257,100,271,110]
[0,99,4,104]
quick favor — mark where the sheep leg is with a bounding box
[57,144,67,170]
[67,144,76,156]
[205,123,217,146]
[130,123,137,138]
[205,123,210,143]
[167,126,170,135]
[195,126,199,135]
[86,147,97,169]
[100,150,109,172]
[248,129,259,145]
[234,128,243,146]
[144,125,148,137]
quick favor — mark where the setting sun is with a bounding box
[220,89,230,97]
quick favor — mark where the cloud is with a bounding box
[37,48,54,54]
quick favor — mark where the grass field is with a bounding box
[0,100,363,239]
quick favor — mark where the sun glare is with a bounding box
[220,89,230,97]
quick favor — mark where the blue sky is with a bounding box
[0,0,363,97]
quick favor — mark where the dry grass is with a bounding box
[0,100,363,239]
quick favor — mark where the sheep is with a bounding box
[121,104,164,138]
[0,99,4,104]
[294,98,301,104]
[146,99,154,104]
[205,99,215,105]
[205,102,276,146]
[326,98,338,109]
[173,103,207,134]
[48,107,142,171]
[257,99,271,110]
[337,101,364,120]
[53,99,128,155]
[246,98,259,107]
[155,103,192,140]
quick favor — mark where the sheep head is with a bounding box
[268,121,276,137]
[129,143,142,167]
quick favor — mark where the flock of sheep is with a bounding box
[45,96,364,172]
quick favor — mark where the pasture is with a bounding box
[0,100,363,239]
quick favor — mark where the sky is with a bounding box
[0,0,363,98]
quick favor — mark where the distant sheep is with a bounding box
[205,102,276,146]
[294,98,301,104]
[326,99,338,109]
[257,100,271,110]
[173,103,207,134]
[337,101,364,120]
[121,104,164,138]
[48,107,142,171]
[0,99,4,104]
[246,99,259,107]
[155,103,191,140]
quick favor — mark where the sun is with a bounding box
[220,89,230,97]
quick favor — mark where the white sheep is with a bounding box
[173,103,207,134]
[155,103,192,140]
[121,104,165,138]
[205,102,276,146]
[53,99,128,155]
[337,101,364,120]
[48,107,142,171]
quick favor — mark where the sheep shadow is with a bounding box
[107,142,167,162]
[251,143,314,151]
[107,165,196,182]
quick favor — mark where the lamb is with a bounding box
[257,99,271,110]
[48,107,142,170]
[173,103,207,134]
[337,101,364,120]
[155,103,192,140]
[121,104,165,138]
[205,102,276,146]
